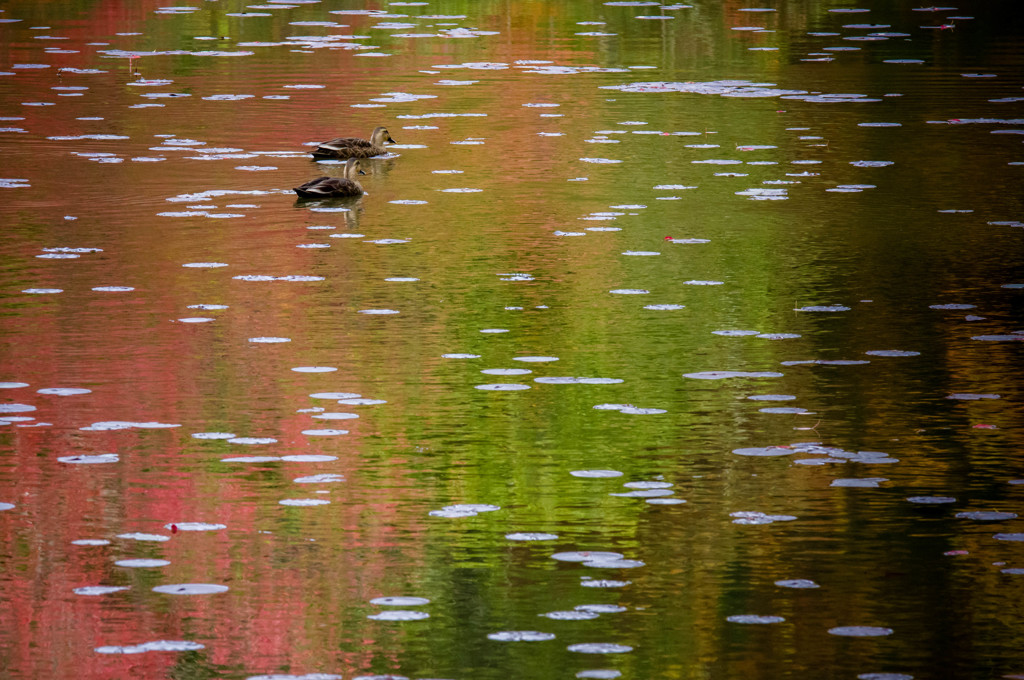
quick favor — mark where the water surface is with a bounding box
[1,1,1023,679]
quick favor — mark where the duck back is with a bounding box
[293,176,363,198]
[312,137,383,159]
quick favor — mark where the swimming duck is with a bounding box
[311,126,397,159]
[294,158,366,198]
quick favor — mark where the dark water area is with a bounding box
[1,1,1023,679]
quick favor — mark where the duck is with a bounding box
[294,158,366,198]
[311,126,397,159]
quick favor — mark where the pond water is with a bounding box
[1,0,1023,678]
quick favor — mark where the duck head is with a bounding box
[344,158,367,178]
[370,126,397,146]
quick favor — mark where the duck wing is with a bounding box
[293,177,362,197]
[313,136,382,159]
[318,136,373,150]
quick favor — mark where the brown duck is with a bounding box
[311,126,397,160]
[294,158,366,198]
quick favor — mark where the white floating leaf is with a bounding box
[571,470,623,478]
[164,522,226,531]
[542,610,599,620]
[58,453,119,464]
[830,478,888,488]
[955,511,1016,521]
[907,496,956,505]
[0,403,35,413]
[117,533,170,542]
[95,640,204,654]
[192,432,237,440]
[506,532,559,541]
[221,456,282,463]
[74,586,129,596]
[567,643,632,654]
[294,474,345,484]
[828,626,893,637]
[551,551,623,562]
[775,579,819,589]
[475,384,531,391]
[794,305,851,312]
[153,583,229,595]
[727,615,785,624]
[115,558,170,568]
[488,631,556,642]
[370,596,430,606]
[281,454,338,462]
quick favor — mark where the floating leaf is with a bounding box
[828,626,893,637]
[488,631,556,641]
[727,615,785,624]
[567,643,633,654]
[153,583,229,595]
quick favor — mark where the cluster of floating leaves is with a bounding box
[429,503,500,518]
